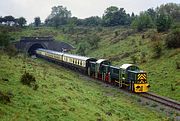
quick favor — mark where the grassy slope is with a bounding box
[10,26,180,101]
[0,53,168,121]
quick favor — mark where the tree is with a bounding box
[17,17,27,27]
[3,16,15,26]
[87,34,100,49]
[165,28,180,48]
[102,6,130,26]
[156,13,172,32]
[0,31,10,48]
[45,6,71,27]
[0,17,4,24]
[157,3,180,22]
[77,43,88,56]
[34,17,41,27]
[83,16,102,26]
[131,12,154,31]
[146,8,156,21]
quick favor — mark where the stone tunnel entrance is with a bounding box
[28,43,45,56]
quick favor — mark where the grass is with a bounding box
[7,26,180,101]
[0,52,169,121]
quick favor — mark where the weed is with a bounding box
[131,55,138,64]
[160,107,164,111]
[0,91,11,104]
[20,72,36,87]
[176,61,180,69]
[171,84,175,91]
[152,41,162,58]
[145,102,150,105]
[137,98,142,102]
[151,103,158,107]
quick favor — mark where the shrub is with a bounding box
[5,44,18,58]
[140,52,147,63]
[76,42,88,56]
[165,28,180,48]
[176,61,180,69]
[131,55,138,64]
[156,13,172,32]
[0,31,10,47]
[152,41,162,58]
[0,91,11,104]
[21,72,36,87]
[87,34,100,50]
[114,31,119,37]
[131,12,154,31]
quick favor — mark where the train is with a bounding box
[35,48,150,92]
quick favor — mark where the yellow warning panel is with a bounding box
[137,74,147,80]
[134,84,149,92]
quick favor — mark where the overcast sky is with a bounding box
[0,0,179,23]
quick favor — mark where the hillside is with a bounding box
[10,26,180,101]
[0,52,170,121]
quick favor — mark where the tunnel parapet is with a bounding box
[15,36,74,55]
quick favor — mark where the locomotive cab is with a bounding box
[120,64,150,92]
[128,70,150,92]
[95,59,111,81]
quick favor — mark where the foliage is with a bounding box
[176,61,180,69]
[165,28,180,48]
[0,16,4,23]
[131,55,138,64]
[157,3,180,22]
[87,34,100,49]
[82,16,102,26]
[5,44,18,58]
[146,8,157,22]
[16,17,27,27]
[3,16,15,26]
[0,31,10,47]
[156,13,172,32]
[76,42,88,56]
[45,6,71,28]
[20,72,36,87]
[152,41,162,58]
[0,91,11,104]
[34,17,41,27]
[131,12,154,31]
[102,6,131,26]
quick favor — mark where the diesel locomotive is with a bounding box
[36,48,150,92]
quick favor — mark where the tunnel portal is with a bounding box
[28,43,44,56]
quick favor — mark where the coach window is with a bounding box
[80,61,82,66]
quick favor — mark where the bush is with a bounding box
[0,31,10,47]
[87,34,100,50]
[152,42,162,58]
[0,91,11,104]
[176,61,180,69]
[140,52,147,63]
[131,12,154,31]
[5,44,18,58]
[131,55,138,64]
[21,72,36,87]
[76,42,88,56]
[156,13,172,32]
[165,28,180,48]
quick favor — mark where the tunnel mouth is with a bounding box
[28,43,44,56]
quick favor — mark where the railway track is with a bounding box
[140,92,180,111]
